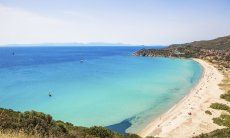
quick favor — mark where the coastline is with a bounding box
[138,58,226,137]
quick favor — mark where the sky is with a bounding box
[0,0,230,46]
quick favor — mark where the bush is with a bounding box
[210,103,230,111]
[0,108,141,138]
[88,126,114,138]
[205,110,212,115]
[195,128,230,138]
[126,134,143,138]
[220,93,230,102]
[213,114,230,128]
[0,108,68,137]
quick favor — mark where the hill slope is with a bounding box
[0,108,140,138]
[169,35,230,50]
[134,35,230,68]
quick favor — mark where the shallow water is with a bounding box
[0,46,202,133]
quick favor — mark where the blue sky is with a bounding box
[0,0,230,45]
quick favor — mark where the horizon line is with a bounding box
[0,42,168,47]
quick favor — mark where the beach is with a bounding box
[138,58,228,138]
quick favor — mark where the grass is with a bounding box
[0,131,32,138]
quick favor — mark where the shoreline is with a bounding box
[138,58,226,137]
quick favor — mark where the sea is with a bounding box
[0,46,202,134]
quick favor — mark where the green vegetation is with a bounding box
[134,35,230,68]
[197,101,230,137]
[210,103,230,112]
[205,110,212,115]
[194,128,230,138]
[197,90,230,137]
[0,108,140,138]
[220,91,230,102]
[213,114,230,128]
[170,35,230,50]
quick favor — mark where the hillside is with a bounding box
[169,35,230,50]
[0,108,140,138]
[134,35,230,69]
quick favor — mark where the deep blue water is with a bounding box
[0,46,202,133]
[0,46,146,68]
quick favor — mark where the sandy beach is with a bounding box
[138,58,228,138]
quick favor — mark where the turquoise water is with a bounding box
[0,47,202,133]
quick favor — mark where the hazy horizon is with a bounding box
[0,42,164,47]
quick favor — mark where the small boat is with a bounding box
[48,92,52,97]
[80,59,84,63]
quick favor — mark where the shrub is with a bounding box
[0,108,142,138]
[220,93,230,102]
[210,103,230,111]
[88,126,114,138]
[195,128,230,138]
[205,110,212,115]
[213,114,230,128]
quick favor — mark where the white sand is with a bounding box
[138,58,228,138]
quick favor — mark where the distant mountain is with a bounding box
[169,35,230,50]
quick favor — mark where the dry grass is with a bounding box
[0,131,67,138]
[0,131,37,138]
[219,69,230,93]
